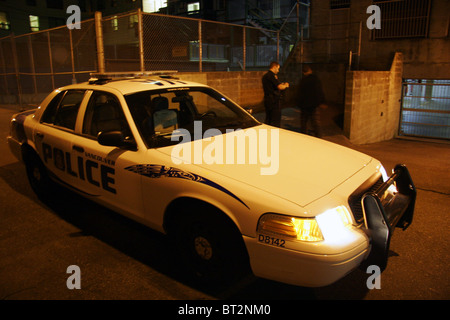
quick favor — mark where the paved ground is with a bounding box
[0,104,449,300]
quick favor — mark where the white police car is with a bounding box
[7,71,416,287]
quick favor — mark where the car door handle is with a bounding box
[72,145,84,153]
[35,132,44,139]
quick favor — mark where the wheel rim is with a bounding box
[32,166,41,182]
[194,236,213,260]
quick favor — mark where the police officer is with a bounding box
[262,61,289,127]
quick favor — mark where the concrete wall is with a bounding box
[309,0,450,80]
[354,0,449,79]
[344,52,403,144]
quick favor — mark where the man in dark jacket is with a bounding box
[297,65,325,137]
[262,61,289,127]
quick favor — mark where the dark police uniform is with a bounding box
[262,70,282,127]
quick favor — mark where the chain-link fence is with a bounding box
[102,12,140,72]
[0,9,298,107]
[299,21,362,67]
[0,18,97,106]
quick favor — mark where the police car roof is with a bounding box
[76,71,208,95]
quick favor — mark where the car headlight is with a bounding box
[257,206,353,243]
[257,214,324,242]
[315,206,354,243]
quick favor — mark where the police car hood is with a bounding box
[157,125,373,207]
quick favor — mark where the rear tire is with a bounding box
[24,150,55,200]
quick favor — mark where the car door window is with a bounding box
[82,91,132,139]
[41,90,85,130]
[41,91,65,125]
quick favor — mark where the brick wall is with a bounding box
[344,52,403,144]
[179,71,266,110]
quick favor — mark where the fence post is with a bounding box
[327,23,331,62]
[296,1,299,42]
[0,40,8,96]
[357,21,362,69]
[300,25,304,66]
[10,34,23,109]
[198,20,202,72]
[28,36,37,94]
[348,50,353,71]
[243,26,246,71]
[69,29,76,83]
[94,11,105,73]
[277,31,280,62]
[138,8,145,72]
[47,31,55,89]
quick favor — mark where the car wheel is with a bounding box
[24,150,55,200]
[172,209,249,287]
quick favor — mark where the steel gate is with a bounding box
[400,79,450,140]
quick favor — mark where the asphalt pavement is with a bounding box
[0,104,449,300]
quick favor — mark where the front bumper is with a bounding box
[244,235,369,287]
[362,164,416,271]
[245,164,416,287]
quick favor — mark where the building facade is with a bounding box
[306,0,449,79]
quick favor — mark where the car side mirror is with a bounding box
[98,131,136,149]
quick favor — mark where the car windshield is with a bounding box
[125,86,260,148]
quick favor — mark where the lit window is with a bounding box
[0,12,10,30]
[273,0,280,18]
[188,2,200,14]
[111,16,118,31]
[129,14,138,28]
[142,0,167,13]
[29,15,39,32]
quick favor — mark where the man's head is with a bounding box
[269,61,280,74]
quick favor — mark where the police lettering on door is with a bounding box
[41,142,116,194]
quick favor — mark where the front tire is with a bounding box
[171,208,249,287]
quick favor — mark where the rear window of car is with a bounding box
[41,90,86,130]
